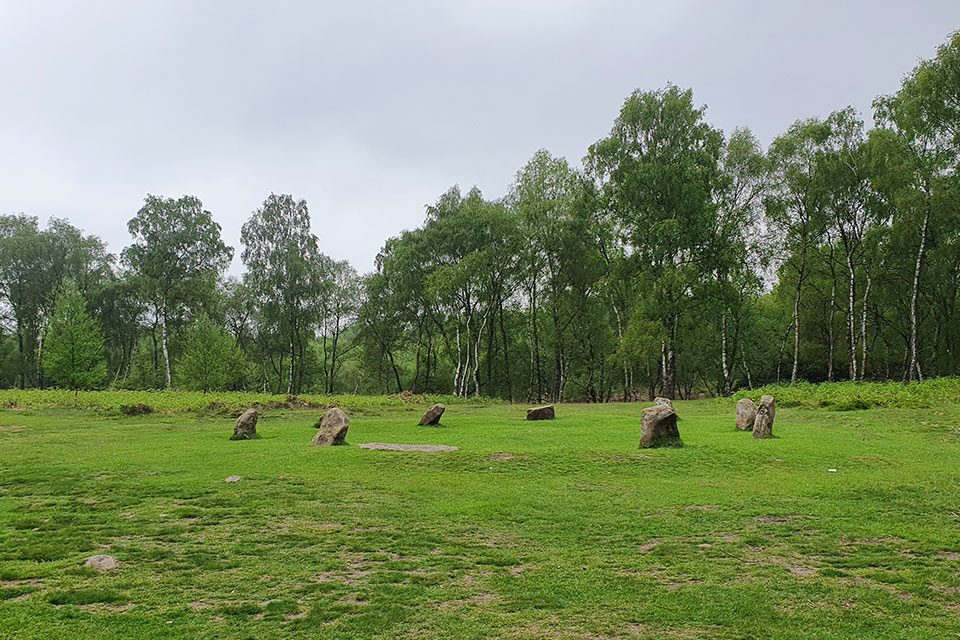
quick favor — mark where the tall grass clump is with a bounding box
[731,378,960,410]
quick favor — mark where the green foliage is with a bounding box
[176,316,247,392]
[42,283,106,394]
[732,378,960,410]
[0,388,495,414]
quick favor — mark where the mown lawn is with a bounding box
[1,399,959,639]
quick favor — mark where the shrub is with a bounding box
[730,378,960,410]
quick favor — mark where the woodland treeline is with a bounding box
[1,32,958,400]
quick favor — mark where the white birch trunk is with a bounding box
[160,304,172,389]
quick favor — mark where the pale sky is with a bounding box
[1,1,957,274]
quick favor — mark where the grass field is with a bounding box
[1,396,959,639]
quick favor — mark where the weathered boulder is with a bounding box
[311,407,350,446]
[752,395,776,439]
[526,405,555,420]
[653,396,674,409]
[84,555,118,572]
[231,408,259,440]
[640,404,682,448]
[735,398,758,431]
[419,403,445,426]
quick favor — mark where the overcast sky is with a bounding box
[1,1,957,275]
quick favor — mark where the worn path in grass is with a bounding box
[1,401,959,639]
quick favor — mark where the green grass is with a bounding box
[1,397,959,638]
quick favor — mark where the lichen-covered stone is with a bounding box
[311,407,350,446]
[752,395,776,439]
[419,403,445,426]
[640,404,682,448]
[526,405,555,420]
[736,398,758,431]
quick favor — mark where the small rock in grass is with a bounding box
[752,395,775,439]
[419,403,445,426]
[640,405,682,448]
[224,476,241,483]
[84,555,118,572]
[735,398,757,431]
[526,405,555,421]
[231,408,259,440]
[310,408,350,446]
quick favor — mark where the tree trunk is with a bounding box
[828,275,836,382]
[845,249,858,381]
[662,320,677,400]
[791,275,802,384]
[612,303,629,401]
[473,310,488,397]
[908,198,930,382]
[860,269,872,380]
[720,309,730,395]
[498,294,512,402]
[160,304,172,389]
[287,335,294,395]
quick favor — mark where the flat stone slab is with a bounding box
[84,555,118,572]
[358,442,458,452]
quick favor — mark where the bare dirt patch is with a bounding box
[509,563,536,576]
[489,452,516,460]
[637,540,661,552]
[0,425,25,433]
[436,592,500,609]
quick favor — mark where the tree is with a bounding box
[587,84,726,398]
[873,30,960,381]
[122,195,233,389]
[177,315,246,393]
[42,282,106,405]
[767,118,831,382]
[241,194,324,395]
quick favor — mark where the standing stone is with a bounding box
[653,397,674,409]
[311,407,350,446]
[752,395,776,439]
[419,403,445,426]
[526,405,555,421]
[735,398,758,431]
[639,405,682,448]
[231,408,259,440]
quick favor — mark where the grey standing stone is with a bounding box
[231,408,259,440]
[752,395,776,439]
[526,405,555,421]
[311,407,350,446]
[419,403,445,426]
[640,404,682,448]
[735,398,758,431]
